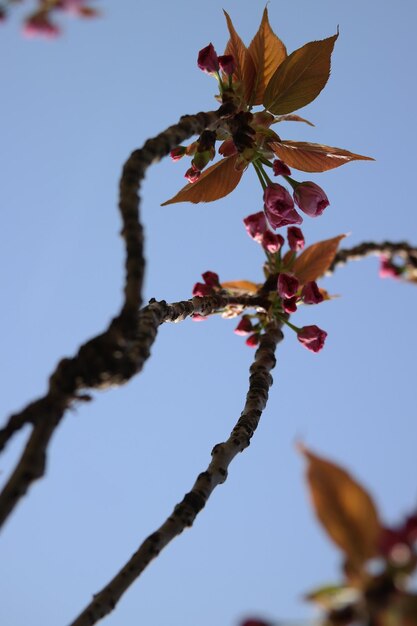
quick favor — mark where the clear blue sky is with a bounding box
[1,1,417,625]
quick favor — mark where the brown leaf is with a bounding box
[300,445,382,567]
[270,140,374,172]
[221,280,259,294]
[263,33,338,114]
[223,10,256,104]
[273,114,315,127]
[293,235,346,284]
[161,155,242,205]
[247,7,287,106]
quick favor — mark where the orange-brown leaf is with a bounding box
[223,10,256,104]
[221,280,259,294]
[263,33,338,114]
[293,235,346,284]
[300,445,382,567]
[247,7,287,106]
[161,155,242,205]
[270,140,374,172]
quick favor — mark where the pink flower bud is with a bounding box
[23,14,60,38]
[293,182,329,217]
[202,271,220,287]
[243,212,267,242]
[192,314,207,322]
[272,159,291,177]
[261,231,284,254]
[218,139,238,157]
[283,297,298,313]
[297,325,327,353]
[245,333,259,348]
[263,184,302,229]
[301,281,324,304]
[379,255,402,279]
[197,43,219,73]
[287,226,305,252]
[277,272,299,299]
[170,146,186,161]
[218,54,236,76]
[234,317,253,336]
[192,282,212,297]
[184,165,201,183]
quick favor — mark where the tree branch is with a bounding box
[0,107,234,530]
[68,320,284,626]
[329,241,417,274]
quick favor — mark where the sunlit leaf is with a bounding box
[270,140,374,172]
[223,11,255,103]
[305,584,359,610]
[293,235,346,284]
[247,7,287,106]
[263,33,338,114]
[161,155,242,205]
[300,444,382,567]
[221,280,259,294]
[273,114,315,127]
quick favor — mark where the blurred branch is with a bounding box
[0,107,233,530]
[329,241,417,275]
[69,321,284,626]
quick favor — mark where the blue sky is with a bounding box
[1,1,417,625]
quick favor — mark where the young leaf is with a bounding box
[223,10,255,104]
[247,7,287,106]
[300,445,382,567]
[263,33,338,114]
[270,140,374,172]
[293,235,346,284]
[221,280,259,294]
[273,114,315,127]
[161,155,242,205]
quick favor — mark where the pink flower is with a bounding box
[243,212,267,242]
[277,272,299,299]
[246,333,259,348]
[202,271,220,287]
[293,182,329,217]
[301,281,324,304]
[192,282,212,297]
[234,317,253,336]
[287,226,305,252]
[218,54,236,76]
[297,325,327,353]
[197,43,219,73]
[263,184,302,229]
[272,159,291,177]
[261,231,284,254]
[379,255,402,279]
[283,297,298,313]
[184,165,201,183]
[170,146,186,161]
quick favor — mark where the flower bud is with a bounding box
[287,226,305,252]
[301,281,324,304]
[293,182,329,217]
[297,325,327,353]
[272,159,291,177]
[261,231,284,254]
[218,54,236,76]
[263,184,302,229]
[243,212,267,242]
[234,317,253,336]
[379,255,402,279]
[218,139,238,157]
[192,282,212,297]
[277,272,299,299]
[245,333,260,348]
[197,43,219,73]
[184,165,201,183]
[283,297,298,313]
[202,271,220,287]
[170,146,187,161]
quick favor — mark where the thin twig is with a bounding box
[0,107,233,530]
[68,321,284,626]
[329,241,417,274]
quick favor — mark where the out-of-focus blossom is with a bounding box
[234,316,253,336]
[261,231,284,253]
[185,165,201,183]
[272,159,291,177]
[301,281,324,304]
[218,54,235,76]
[243,212,267,242]
[287,226,305,252]
[277,272,299,299]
